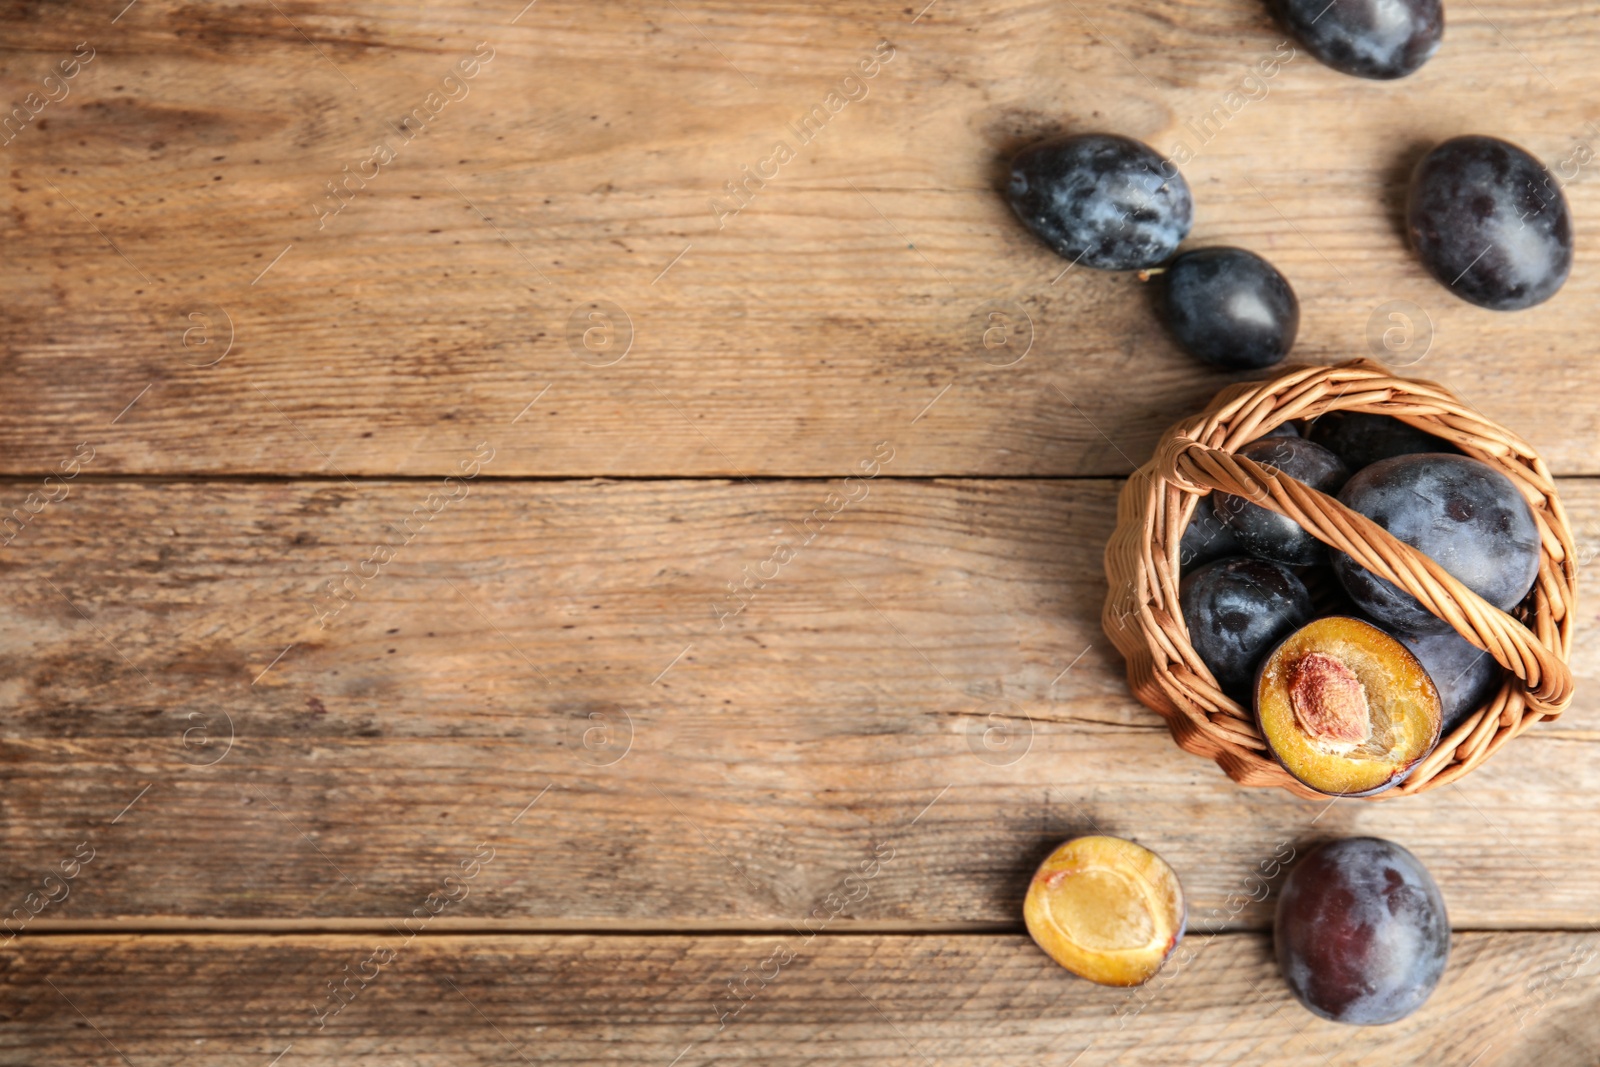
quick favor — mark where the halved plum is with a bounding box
[1256,616,1442,796]
[1023,836,1186,986]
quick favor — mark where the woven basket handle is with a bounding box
[1156,437,1574,715]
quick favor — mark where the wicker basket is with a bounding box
[1102,359,1577,799]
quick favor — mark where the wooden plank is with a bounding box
[2,477,1597,927]
[4,931,1597,1064]
[3,1,1600,476]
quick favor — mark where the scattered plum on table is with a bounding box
[1408,135,1572,310]
[1024,835,1186,986]
[1162,247,1299,370]
[1275,837,1450,1025]
[1271,0,1443,79]
[1006,133,1192,271]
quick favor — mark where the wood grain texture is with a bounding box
[3,0,1600,475]
[4,0,1600,1058]
[4,932,1598,1065]
[2,477,1597,927]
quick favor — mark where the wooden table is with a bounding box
[2,1,1598,1063]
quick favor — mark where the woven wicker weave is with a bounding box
[1102,359,1577,799]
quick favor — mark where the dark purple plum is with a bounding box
[1271,0,1443,79]
[1408,135,1572,310]
[1163,247,1298,370]
[1296,565,1351,615]
[1181,557,1313,699]
[1259,422,1300,439]
[1216,437,1349,566]
[1007,134,1192,271]
[1275,838,1449,1025]
[1307,411,1456,471]
[1396,628,1504,733]
[1179,494,1244,574]
[1333,453,1541,635]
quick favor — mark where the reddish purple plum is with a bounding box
[1275,837,1449,1025]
